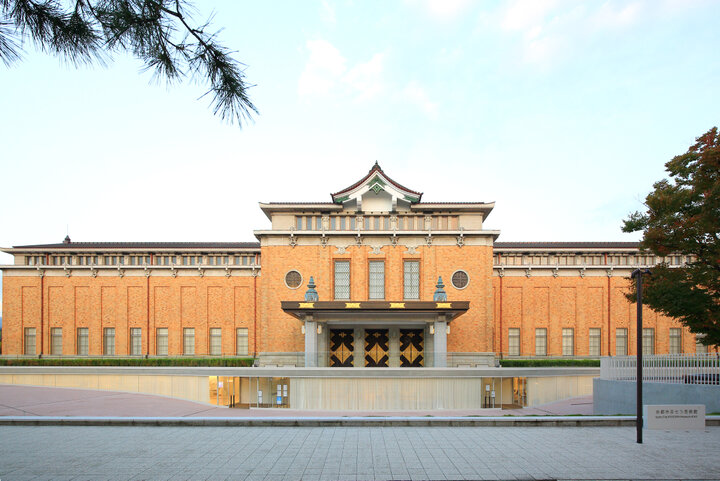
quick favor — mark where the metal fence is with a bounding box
[601,354,720,384]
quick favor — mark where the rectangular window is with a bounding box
[130,328,142,356]
[236,328,249,356]
[296,216,302,230]
[535,328,547,356]
[183,328,195,355]
[508,328,520,356]
[642,328,655,355]
[334,260,351,300]
[24,327,36,355]
[373,216,380,230]
[562,328,574,356]
[669,328,682,354]
[383,216,390,230]
[156,328,168,356]
[209,328,222,356]
[589,328,601,356]
[77,328,89,356]
[316,217,323,230]
[696,335,708,354]
[368,260,385,299]
[50,327,62,355]
[339,217,346,230]
[403,260,420,299]
[103,328,115,356]
[330,217,337,230]
[306,216,313,230]
[616,328,628,356]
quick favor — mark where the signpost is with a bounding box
[631,268,651,444]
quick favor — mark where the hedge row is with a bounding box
[0,357,255,367]
[499,359,601,367]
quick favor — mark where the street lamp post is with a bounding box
[631,268,651,444]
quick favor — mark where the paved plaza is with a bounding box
[1,425,719,480]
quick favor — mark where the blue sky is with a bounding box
[1,0,719,312]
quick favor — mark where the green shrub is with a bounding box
[0,357,255,367]
[499,359,600,367]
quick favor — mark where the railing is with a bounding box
[601,354,720,384]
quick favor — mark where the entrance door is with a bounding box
[329,329,354,367]
[365,329,389,367]
[400,329,424,367]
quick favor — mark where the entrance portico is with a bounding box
[281,301,469,368]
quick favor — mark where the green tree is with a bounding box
[623,127,720,348]
[0,0,256,124]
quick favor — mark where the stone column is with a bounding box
[353,328,364,367]
[389,327,400,367]
[304,315,317,367]
[433,315,448,368]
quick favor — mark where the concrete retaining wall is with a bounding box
[593,378,720,415]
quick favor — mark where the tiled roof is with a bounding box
[12,242,261,249]
[494,242,640,249]
[331,162,423,200]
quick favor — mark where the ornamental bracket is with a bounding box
[456,228,465,247]
[170,265,177,278]
[289,232,297,247]
[118,267,124,278]
[579,266,586,278]
[606,266,613,277]
[198,266,205,278]
[552,265,559,278]
[144,265,150,278]
[525,267,532,278]
[251,266,258,277]
[390,233,398,247]
[64,265,71,278]
[425,233,433,246]
[320,234,328,247]
[355,233,362,246]
[37,266,45,278]
[225,265,231,278]
[498,266,505,278]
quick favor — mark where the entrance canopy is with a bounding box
[281,300,469,324]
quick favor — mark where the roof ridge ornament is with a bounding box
[305,277,319,301]
[433,276,447,301]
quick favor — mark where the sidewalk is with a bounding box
[0,383,593,418]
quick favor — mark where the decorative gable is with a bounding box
[331,162,423,211]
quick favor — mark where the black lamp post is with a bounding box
[631,268,651,444]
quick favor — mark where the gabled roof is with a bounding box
[331,162,423,204]
[6,241,261,251]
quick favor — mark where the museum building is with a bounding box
[0,163,710,366]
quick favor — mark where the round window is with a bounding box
[451,270,469,289]
[285,270,303,289]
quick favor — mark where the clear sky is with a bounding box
[1,0,719,313]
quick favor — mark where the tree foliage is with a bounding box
[0,0,256,125]
[623,127,720,347]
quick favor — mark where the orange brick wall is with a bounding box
[492,275,700,356]
[258,243,494,353]
[2,275,257,356]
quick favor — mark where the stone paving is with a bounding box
[1,425,719,480]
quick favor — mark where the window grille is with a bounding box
[236,328,249,356]
[589,328,601,356]
[103,328,115,356]
[562,328,574,356]
[451,270,469,289]
[404,260,420,299]
[642,328,655,355]
[535,328,547,356]
[156,328,168,356]
[24,327,36,355]
[130,328,142,356]
[209,328,222,356]
[77,328,89,356]
[51,327,62,355]
[368,261,385,299]
[183,328,195,355]
[616,328,628,356]
[334,261,350,300]
[669,328,682,354]
[285,270,302,289]
[508,328,520,356]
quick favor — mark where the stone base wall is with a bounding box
[593,378,720,415]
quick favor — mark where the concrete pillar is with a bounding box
[434,316,448,368]
[304,315,317,367]
[317,324,328,367]
[389,327,400,367]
